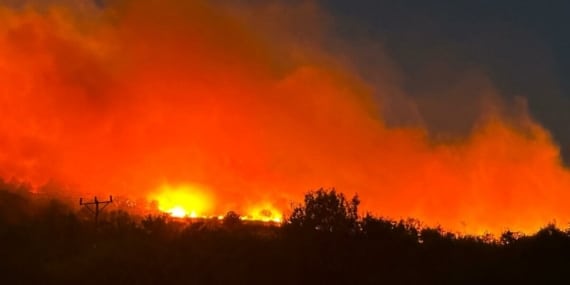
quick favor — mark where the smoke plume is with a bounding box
[0,0,568,234]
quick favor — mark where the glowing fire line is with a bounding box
[150,184,282,223]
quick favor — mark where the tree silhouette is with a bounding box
[286,188,359,234]
[4,184,570,284]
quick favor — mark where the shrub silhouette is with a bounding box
[286,188,359,234]
[223,210,242,227]
[361,214,421,245]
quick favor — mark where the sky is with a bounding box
[323,0,570,161]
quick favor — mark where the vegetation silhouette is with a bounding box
[223,210,242,227]
[1,180,570,284]
[287,188,359,236]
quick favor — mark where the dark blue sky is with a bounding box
[322,0,570,161]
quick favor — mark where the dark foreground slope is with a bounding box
[1,183,570,285]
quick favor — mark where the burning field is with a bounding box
[0,0,569,235]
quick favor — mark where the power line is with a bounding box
[80,196,113,228]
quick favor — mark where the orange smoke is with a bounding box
[0,0,569,235]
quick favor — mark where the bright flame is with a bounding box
[242,204,283,223]
[150,184,213,218]
[168,206,187,218]
[152,189,283,223]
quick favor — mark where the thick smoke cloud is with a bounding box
[322,0,570,159]
[0,0,569,234]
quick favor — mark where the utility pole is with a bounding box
[80,196,113,228]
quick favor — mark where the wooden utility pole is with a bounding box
[80,196,113,227]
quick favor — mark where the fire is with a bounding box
[149,185,283,223]
[242,204,283,223]
[168,206,188,218]
[1,0,570,235]
[150,185,282,223]
[150,184,213,218]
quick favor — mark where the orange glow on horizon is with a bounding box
[150,185,283,223]
[168,206,188,218]
[150,184,213,218]
[241,204,283,223]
